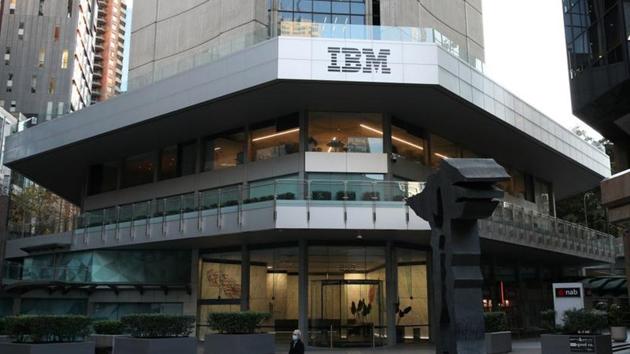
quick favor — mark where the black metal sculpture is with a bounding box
[406,158,509,354]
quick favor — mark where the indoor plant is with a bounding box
[483,312,512,354]
[541,309,611,354]
[608,304,627,342]
[114,314,196,354]
[0,315,94,354]
[205,312,273,354]
[394,303,412,343]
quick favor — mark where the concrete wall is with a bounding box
[379,0,484,64]
[128,0,269,90]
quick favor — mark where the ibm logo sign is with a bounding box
[327,47,391,74]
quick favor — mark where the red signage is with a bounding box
[556,288,581,298]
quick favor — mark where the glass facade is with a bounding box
[277,0,367,25]
[198,245,428,346]
[93,302,183,320]
[250,115,300,161]
[309,112,383,153]
[158,142,197,180]
[391,124,426,164]
[21,298,87,315]
[88,162,118,195]
[122,152,154,188]
[203,130,246,171]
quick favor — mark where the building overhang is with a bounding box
[4,37,610,203]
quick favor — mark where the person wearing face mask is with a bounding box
[289,329,305,354]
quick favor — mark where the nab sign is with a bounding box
[555,287,581,298]
[328,47,392,74]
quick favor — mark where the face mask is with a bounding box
[292,335,298,341]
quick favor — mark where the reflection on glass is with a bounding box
[391,125,425,164]
[429,135,460,168]
[308,173,383,201]
[159,145,177,180]
[122,152,154,188]
[204,131,245,171]
[251,116,300,161]
[396,248,429,341]
[249,247,299,344]
[309,112,383,153]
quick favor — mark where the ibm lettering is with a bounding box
[327,47,392,74]
[362,48,391,74]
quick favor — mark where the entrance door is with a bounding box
[309,279,384,347]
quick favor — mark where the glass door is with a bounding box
[310,279,384,347]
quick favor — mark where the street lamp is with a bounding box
[583,192,595,228]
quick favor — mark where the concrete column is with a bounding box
[298,239,309,344]
[385,241,398,346]
[241,244,250,311]
[190,249,200,314]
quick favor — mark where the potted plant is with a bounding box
[114,314,196,354]
[608,304,627,342]
[349,299,372,338]
[483,312,511,354]
[205,312,273,354]
[0,318,10,343]
[91,320,126,354]
[0,315,94,354]
[540,309,556,332]
[394,303,412,343]
[541,309,611,354]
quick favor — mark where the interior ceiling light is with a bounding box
[434,152,449,160]
[252,128,299,142]
[360,124,424,150]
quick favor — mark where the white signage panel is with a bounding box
[552,282,585,326]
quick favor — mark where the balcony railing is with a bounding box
[4,179,621,263]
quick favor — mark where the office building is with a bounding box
[0,0,618,346]
[92,0,126,103]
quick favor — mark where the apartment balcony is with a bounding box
[3,180,620,264]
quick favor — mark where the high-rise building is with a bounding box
[0,0,97,120]
[92,0,126,103]
[0,0,619,345]
[562,0,630,295]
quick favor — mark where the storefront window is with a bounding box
[250,115,300,161]
[396,248,429,341]
[249,247,299,344]
[203,130,245,171]
[199,251,243,338]
[391,124,426,164]
[309,112,383,153]
[122,152,154,188]
[20,299,87,315]
[430,135,460,168]
[308,246,387,347]
[88,161,118,195]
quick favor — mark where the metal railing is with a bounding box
[480,202,619,262]
[5,179,621,262]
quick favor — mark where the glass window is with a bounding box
[279,0,367,25]
[203,130,245,171]
[429,134,460,168]
[88,162,118,195]
[396,248,430,341]
[249,247,299,344]
[122,152,154,188]
[250,115,300,161]
[159,145,178,180]
[21,299,86,315]
[309,112,383,153]
[61,50,69,69]
[308,246,387,347]
[93,302,183,320]
[391,124,426,164]
[308,173,384,201]
[159,142,197,180]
